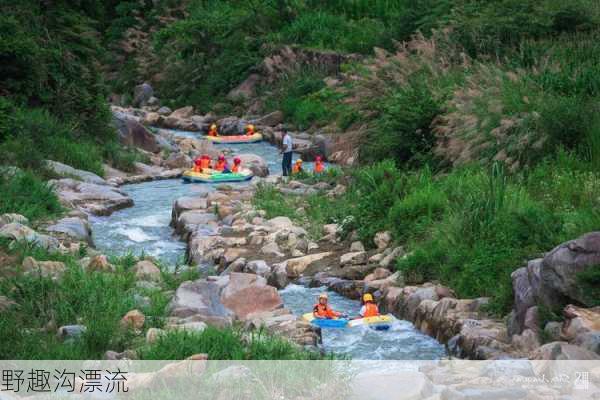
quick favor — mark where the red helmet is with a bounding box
[218,154,225,160]
[316,156,322,162]
[234,157,241,164]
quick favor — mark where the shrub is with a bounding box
[362,77,441,166]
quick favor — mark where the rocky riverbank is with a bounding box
[170,175,600,360]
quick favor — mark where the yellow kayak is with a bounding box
[206,133,263,144]
[182,168,253,183]
[347,315,393,330]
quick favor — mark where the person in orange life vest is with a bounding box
[291,158,304,174]
[358,293,380,318]
[245,124,255,136]
[231,157,242,173]
[208,124,218,137]
[193,156,202,172]
[314,156,325,173]
[313,293,343,319]
[200,154,211,169]
[215,154,228,172]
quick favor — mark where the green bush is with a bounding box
[0,171,63,222]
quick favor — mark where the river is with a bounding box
[90,133,447,359]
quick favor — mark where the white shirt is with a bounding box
[359,305,366,317]
[283,134,293,153]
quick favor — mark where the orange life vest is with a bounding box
[313,303,340,319]
[315,161,324,173]
[362,302,379,318]
[292,164,303,174]
[200,158,211,169]
[232,164,240,173]
[215,160,226,171]
[208,128,218,137]
[246,128,254,136]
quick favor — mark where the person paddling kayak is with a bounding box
[313,293,346,319]
[358,293,380,318]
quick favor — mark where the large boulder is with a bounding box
[227,74,260,100]
[237,154,269,177]
[133,82,154,107]
[220,273,283,320]
[252,111,284,127]
[0,223,60,251]
[44,160,106,185]
[279,252,333,278]
[509,259,542,335]
[340,251,367,266]
[163,152,192,169]
[532,341,600,360]
[133,260,162,282]
[175,210,218,235]
[350,371,432,400]
[169,106,194,120]
[113,111,160,153]
[538,232,600,309]
[52,178,133,216]
[22,257,66,279]
[46,217,93,245]
[168,278,233,323]
[216,117,247,135]
[373,231,392,250]
[171,195,209,226]
[0,213,29,228]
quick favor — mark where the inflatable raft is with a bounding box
[206,133,263,144]
[182,168,253,183]
[302,313,348,328]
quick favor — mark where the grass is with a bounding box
[0,170,63,222]
[139,328,323,360]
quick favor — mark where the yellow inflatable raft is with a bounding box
[206,133,263,144]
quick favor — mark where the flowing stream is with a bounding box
[281,284,446,359]
[90,131,447,359]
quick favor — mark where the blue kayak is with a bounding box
[302,313,348,328]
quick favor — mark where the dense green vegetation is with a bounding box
[255,151,600,314]
[0,0,150,192]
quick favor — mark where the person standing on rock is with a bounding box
[281,131,293,176]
